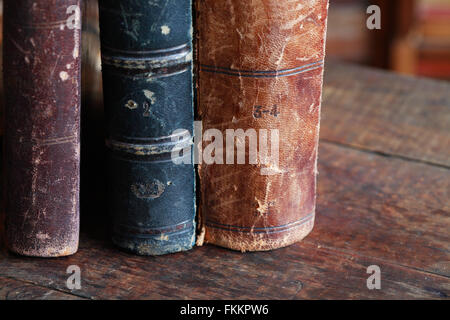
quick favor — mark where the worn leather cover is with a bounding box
[197,0,329,251]
[3,0,82,257]
[99,0,195,255]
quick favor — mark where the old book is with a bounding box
[197,0,329,251]
[99,0,196,255]
[3,0,82,257]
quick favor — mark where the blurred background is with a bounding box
[328,0,450,80]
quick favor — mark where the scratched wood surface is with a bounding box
[0,62,449,300]
[321,62,450,167]
[0,276,81,300]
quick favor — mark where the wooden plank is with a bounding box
[0,233,447,300]
[311,142,450,278]
[1,62,448,299]
[0,276,82,300]
[321,62,450,167]
[0,142,448,299]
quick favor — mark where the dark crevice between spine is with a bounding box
[192,0,204,246]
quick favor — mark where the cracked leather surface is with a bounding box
[197,0,329,251]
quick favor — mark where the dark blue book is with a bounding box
[98,0,195,255]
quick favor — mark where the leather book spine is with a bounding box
[197,0,329,251]
[3,0,82,257]
[99,0,196,255]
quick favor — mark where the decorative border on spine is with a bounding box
[200,60,324,78]
[114,220,194,238]
[206,213,314,234]
[101,43,192,78]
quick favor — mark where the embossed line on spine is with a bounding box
[5,19,70,30]
[206,213,314,234]
[114,220,194,239]
[10,135,78,147]
[106,130,192,162]
[200,60,324,78]
[101,43,192,78]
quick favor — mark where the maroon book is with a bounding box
[3,0,82,257]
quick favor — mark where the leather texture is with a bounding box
[3,0,82,257]
[197,0,329,251]
[99,0,195,255]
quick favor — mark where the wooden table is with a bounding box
[0,62,449,300]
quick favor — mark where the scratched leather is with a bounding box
[99,0,196,255]
[3,1,81,257]
[197,0,329,251]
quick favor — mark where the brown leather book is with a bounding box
[3,0,82,257]
[196,0,329,251]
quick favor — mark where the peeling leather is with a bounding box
[3,0,82,257]
[197,0,329,251]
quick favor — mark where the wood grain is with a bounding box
[0,276,82,300]
[0,142,448,299]
[0,62,449,299]
[312,143,450,277]
[0,234,447,299]
[322,62,450,167]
